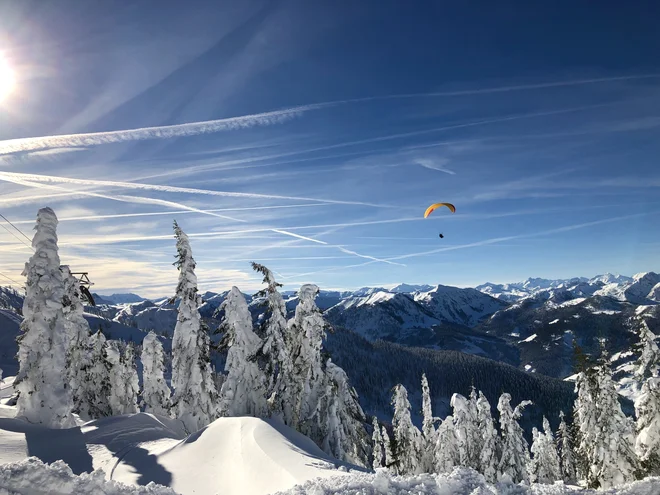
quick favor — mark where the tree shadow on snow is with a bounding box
[113,445,173,487]
[0,419,94,475]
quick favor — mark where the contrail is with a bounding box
[0,175,400,266]
[0,102,334,155]
[0,171,392,208]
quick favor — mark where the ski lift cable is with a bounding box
[0,270,21,286]
[0,212,33,244]
[0,221,32,249]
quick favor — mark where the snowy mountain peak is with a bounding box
[390,283,434,294]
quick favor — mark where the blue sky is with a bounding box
[0,0,659,297]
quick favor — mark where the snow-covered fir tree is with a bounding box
[60,265,93,419]
[575,347,639,489]
[557,411,576,483]
[372,417,384,470]
[171,221,218,432]
[497,393,532,483]
[382,425,394,469]
[83,331,112,418]
[107,341,139,416]
[476,391,499,482]
[251,262,292,421]
[14,207,75,428]
[420,373,436,473]
[287,284,327,432]
[634,319,660,381]
[434,415,458,474]
[391,384,422,475]
[218,286,267,418]
[315,359,370,467]
[528,417,561,484]
[451,391,481,471]
[141,331,171,416]
[636,375,660,475]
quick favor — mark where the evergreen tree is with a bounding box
[382,425,394,469]
[171,221,218,432]
[528,417,561,484]
[218,286,267,418]
[84,331,112,418]
[575,347,639,489]
[287,284,327,431]
[634,319,660,381]
[391,384,422,475]
[557,411,577,483]
[635,376,660,475]
[61,265,93,419]
[420,373,436,473]
[497,393,532,483]
[451,391,481,471]
[434,415,458,474]
[372,417,384,470]
[476,391,498,482]
[107,341,139,416]
[141,331,171,416]
[251,263,292,421]
[14,207,75,428]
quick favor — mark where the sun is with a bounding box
[0,54,15,103]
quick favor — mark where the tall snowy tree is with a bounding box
[476,391,499,482]
[497,393,532,483]
[372,417,384,470]
[171,221,218,432]
[636,376,660,475]
[14,207,75,428]
[60,265,93,418]
[434,415,458,474]
[107,341,139,416]
[451,391,481,471]
[574,348,639,489]
[83,331,112,419]
[141,331,171,416]
[420,373,436,473]
[314,359,370,467]
[218,286,267,418]
[557,411,576,483]
[251,263,292,421]
[391,384,422,475]
[528,417,561,484]
[634,319,660,381]
[287,284,327,431]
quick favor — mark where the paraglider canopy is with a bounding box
[424,202,456,218]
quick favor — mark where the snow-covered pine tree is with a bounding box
[14,207,75,428]
[60,265,93,419]
[372,417,384,470]
[476,391,498,482]
[528,417,561,484]
[84,331,112,418]
[557,411,576,483]
[218,286,267,418]
[497,393,532,483]
[251,262,292,421]
[575,347,639,489]
[287,284,327,431]
[451,391,481,471]
[382,425,394,469]
[171,221,218,432]
[391,384,422,475]
[141,331,171,416]
[634,319,660,381]
[316,359,370,467]
[636,376,660,475]
[434,415,458,474]
[107,341,139,416]
[420,373,436,473]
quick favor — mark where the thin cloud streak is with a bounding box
[0,102,336,155]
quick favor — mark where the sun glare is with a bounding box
[0,54,15,102]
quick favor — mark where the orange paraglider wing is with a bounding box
[424,202,456,218]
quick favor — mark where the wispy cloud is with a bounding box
[0,102,335,156]
[414,158,456,175]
